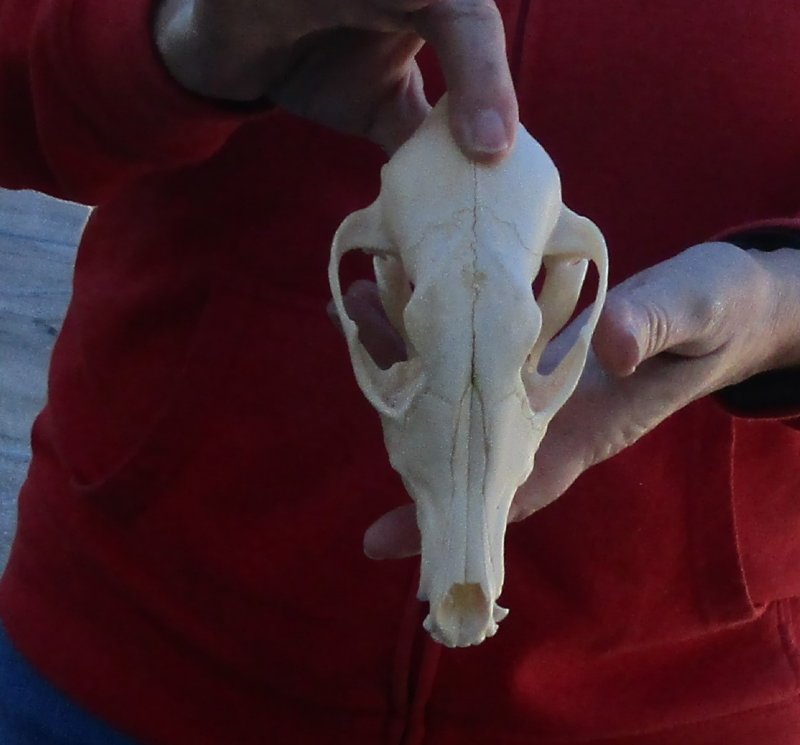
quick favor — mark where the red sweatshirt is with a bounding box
[2,1,800,744]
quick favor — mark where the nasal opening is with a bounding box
[432,582,491,647]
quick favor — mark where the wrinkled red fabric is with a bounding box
[1,1,800,743]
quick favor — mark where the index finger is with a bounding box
[411,0,518,162]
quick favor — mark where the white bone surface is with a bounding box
[329,97,608,647]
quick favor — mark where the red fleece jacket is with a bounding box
[2,1,800,744]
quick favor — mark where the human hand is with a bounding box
[358,241,800,558]
[154,0,517,161]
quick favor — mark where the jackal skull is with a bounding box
[329,97,608,647]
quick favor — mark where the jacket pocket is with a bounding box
[686,403,757,628]
[731,418,800,606]
[505,398,758,656]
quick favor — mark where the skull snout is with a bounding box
[395,387,517,647]
[416,481,511,648]
[422,582,509,648]
[425,582,490,647]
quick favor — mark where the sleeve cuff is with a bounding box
[712,220,800,426]
[30,0,268,200]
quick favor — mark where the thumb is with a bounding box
[593,243,735,377]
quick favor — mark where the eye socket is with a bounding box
[529,256,600,375]
[337,250,409,370]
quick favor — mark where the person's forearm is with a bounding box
[0,0,248,202]
[154,0,279,102]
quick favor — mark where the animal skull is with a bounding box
[329,96,608,647]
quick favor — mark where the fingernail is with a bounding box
[467,108,510,154]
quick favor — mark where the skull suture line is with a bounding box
[329,96,608,648]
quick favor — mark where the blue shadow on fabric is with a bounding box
[0,621,140,744]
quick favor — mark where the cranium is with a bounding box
[329,96,608,647]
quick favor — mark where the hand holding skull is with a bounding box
[363,242,800,555]
[154,0,516,160]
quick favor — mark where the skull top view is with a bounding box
[329,96,608,647]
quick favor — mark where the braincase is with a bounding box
[374,98,566,399]
[379,106,474,248]
[379,98,563,256]
[475,131,562,250]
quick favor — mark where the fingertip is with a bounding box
[412,0,518,163]
[363,506,421,560]
[446,83,519,163]
[346,278,380,301]
[507,504,529,523]
[453,105,516,162]
[326,299,343,331]
[363,528,385,560]
[593,300,643,376]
